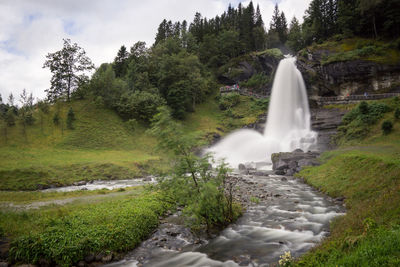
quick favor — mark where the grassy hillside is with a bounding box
[0,94,268,266]
[295,98,400,266]
[0,100,162,190]
[0,95,268,190]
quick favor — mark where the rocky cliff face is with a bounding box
[217,52,282,92]
[297,50,400,97]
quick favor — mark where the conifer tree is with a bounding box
[255,4,264,27]
[113,45,129,77]
[287,17,303,52]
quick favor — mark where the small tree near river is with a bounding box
[149,106,242,233]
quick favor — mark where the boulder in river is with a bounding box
[271,150,320,175]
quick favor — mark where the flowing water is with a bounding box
[105,57,343,266]
[107,175,344,267]
[42,178,156,192]
[207,57,317,168]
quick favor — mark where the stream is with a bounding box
[41,177,156,192]
[106,173,345,267]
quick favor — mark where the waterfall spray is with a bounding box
[207,57,317,168]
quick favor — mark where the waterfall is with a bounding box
[207,56,317,168]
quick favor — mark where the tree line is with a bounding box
[289,0,400,51]
[5,0,398,130]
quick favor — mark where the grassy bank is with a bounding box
[294,99,400,266]
[0,187,172,266]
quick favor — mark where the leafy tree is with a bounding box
[5,109,16,127]
[18,89,35,141]
[43,39,94,102]
[37,100,49,134]
[156,49,210,119]
[7,93,14,107]
[66,107,75,129]
[116,91,166,123]
[149,107,241,233]
[89,63,127,107]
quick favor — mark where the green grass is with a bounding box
[0,100,166,190]
[1,189,172,266]
[183,94,268,140]
[0,186,141,204]
[294,99,400,266]
[0,95,268,265]
[254,48,284,59]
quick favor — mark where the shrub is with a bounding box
[240,73,270,93]
[66,108,75,129]
[394,108,400,120]
[337,101,391,142]
[24,112,35,126]
[53,113,60,125]
[117,91,166,123]
[6,109,16,126]
[382,120,393,135]
[358,101,369,115]
[218,93,240,110]
[126,119,138,131]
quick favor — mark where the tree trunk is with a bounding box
[3,125,7,145]
[373,14,378,39]
[67,75,71,101]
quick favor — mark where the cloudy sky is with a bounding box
[0,0,311,103]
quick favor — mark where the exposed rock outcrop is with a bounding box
[311,107,347,151]
[218,52,283,92]
[271,149,320,176]
[297,51,400,97]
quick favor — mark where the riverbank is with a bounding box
[105,173,344,267]
[293,100,400,266]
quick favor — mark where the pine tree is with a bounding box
[270,4,281,32]
[155,19,168,45]
[279,12,288,43]
[255,4,264,27]
[287,17,303,52]
[189,12,204,42]
[113,45,129,78]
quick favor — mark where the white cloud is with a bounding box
[0,0,310,102]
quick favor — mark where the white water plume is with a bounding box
[207,56,317,168]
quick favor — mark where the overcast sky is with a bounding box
[0,0,311,103]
